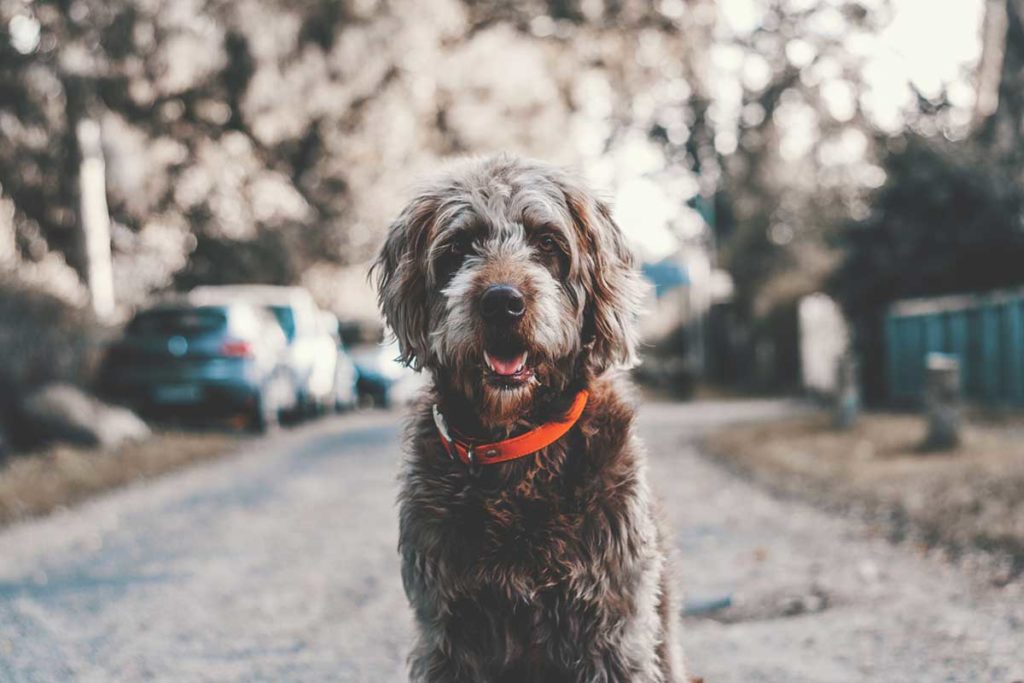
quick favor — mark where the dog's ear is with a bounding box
[371,195,438,370]
[560,177,645,375]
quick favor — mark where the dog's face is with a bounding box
[373,156,643,427]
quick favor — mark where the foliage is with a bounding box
[832,133,1024,398]
[3,0,1017,403]
[0,0,711,312]
[833,0,1024,400]
[716,2,886,307]
[0,275,105,424]
[707,0,883,386]
[837,134,1024,310]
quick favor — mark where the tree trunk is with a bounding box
[76,118,115,320]
[975,0,1008,123]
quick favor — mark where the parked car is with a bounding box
[320,311,358,412]
[99,298,296,432]
[191,285,339,417]
[351,340,425,408]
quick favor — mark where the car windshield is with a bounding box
[127,308,227,337]
[269,306,296,342]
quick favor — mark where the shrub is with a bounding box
[0,276,107,446]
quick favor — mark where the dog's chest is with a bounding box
[472,485,582,576]
[415,440,636,598]
[454,472,636,608]
[444,487,635,679]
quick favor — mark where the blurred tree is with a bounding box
[708,0,884,388]
[833,0,1024,401]
[833,134,1024,400]
[0,273,102,405]
[0,0,712,316]
[976,0,1024,156]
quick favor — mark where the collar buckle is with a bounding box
[432,404,456,460]
[465,445,482,476]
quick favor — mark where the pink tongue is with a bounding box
[488,352,525,376]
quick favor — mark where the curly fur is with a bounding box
[372,155,686,682]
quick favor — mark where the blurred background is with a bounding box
[1,0,1024,681]
[4,0,1023,417]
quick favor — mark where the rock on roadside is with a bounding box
[20,383,150,449]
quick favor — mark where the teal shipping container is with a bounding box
[885,288,1024,407]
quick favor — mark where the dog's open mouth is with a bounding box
[483,349,532,387]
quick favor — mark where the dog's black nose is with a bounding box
[481,285,525,323]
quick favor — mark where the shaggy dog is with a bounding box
[373,155,686,683]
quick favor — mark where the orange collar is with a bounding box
[433,390,590,467]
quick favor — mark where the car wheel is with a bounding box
[250,377,288,434]
[287,391,314,423]
[306,396,326,419]
[335,386,356,413]
[249,393,278,434]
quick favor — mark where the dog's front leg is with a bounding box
[402,554,487,683]
[408,640,483,683]
[577,660,667,683]
[570,634,673,683]
[574,655,638,683]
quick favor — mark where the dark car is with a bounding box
[99,300,296,431]
[190,285,340,417]
[351,340,425,408]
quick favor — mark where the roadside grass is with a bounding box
[0,429,245,527]
[705,412,1024,581]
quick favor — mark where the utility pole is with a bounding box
[77,118,115,320]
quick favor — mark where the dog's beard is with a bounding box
[432,337,584,432]
[479,371,539,427]
[435,342,542,429]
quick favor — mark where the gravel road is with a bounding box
[0,400,1021,682]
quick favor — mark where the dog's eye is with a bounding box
[537,234,559,253]
[450,234,473,256]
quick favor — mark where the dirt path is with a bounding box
[640,402,1024,683]
[0,401,1020,682]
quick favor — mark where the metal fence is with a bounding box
[885,288,1024,407]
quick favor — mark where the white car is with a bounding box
[319,311,358,411]
[191,285,339,416]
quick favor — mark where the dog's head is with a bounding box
[372,155,643,427]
